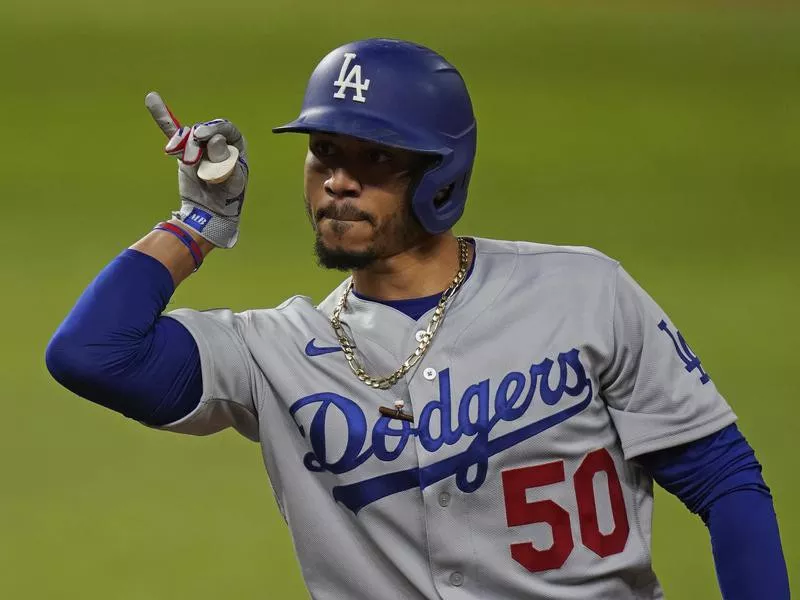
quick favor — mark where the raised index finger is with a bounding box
[145,91,181,138]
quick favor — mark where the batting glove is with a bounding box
[146,91,249,248]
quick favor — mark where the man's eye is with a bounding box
[312,141,336,157]
[367,149,393,164]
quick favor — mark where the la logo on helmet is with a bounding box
[333,52,370,103]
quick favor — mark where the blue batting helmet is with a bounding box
[273,38,477,234]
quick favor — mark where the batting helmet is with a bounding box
[273,38,477,234]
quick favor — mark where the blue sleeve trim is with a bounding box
[46,249,203,425]
[638,424,789,599]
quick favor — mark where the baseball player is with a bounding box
[47,39,788,599]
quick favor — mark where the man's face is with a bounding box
[304,132,431,270]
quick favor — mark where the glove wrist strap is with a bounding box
[172,201,240,249]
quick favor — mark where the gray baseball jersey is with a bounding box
[159,237,735,600]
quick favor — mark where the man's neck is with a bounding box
[351,234,472,301]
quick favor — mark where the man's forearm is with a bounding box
[706,489,789,599]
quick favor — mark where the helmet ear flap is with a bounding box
[433,183,455,208]
[411,155,452,209]
[410,130,476,235]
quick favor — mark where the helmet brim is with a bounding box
[272,107,447,155]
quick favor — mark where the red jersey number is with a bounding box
[501,448,630,573]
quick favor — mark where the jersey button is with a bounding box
[438,492,451,507]
[423,367,437,380]
[415,330,428,343]
[449,572,464,587]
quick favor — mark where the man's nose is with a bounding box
[324,167,361,199]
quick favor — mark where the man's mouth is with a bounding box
[317,206,373,225]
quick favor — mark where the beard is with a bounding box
[313,238,379,271]
[307,195,426,271]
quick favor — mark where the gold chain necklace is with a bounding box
[330,237,470,391]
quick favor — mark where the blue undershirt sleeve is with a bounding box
[45,249,203,426]
[637,424,789,600]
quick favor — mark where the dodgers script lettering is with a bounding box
[289,348,593,513]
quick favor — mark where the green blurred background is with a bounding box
[1,0,797,597]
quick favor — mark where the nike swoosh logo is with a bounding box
[305,339,343,357]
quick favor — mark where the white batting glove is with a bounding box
[145,91,249,248]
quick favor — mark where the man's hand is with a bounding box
[145,91,249,249]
